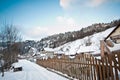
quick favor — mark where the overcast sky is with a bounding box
[0,0,120,40]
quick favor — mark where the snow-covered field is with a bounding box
[0,60,68,80]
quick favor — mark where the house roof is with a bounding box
[44,48,54,52]
[77,45,99,53]
[104,24,120,41]
[54,51,65,54]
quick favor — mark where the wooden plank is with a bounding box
[95,59,99,80]
[75,60,77,79]
[86,54,89,80]
[117,52,120,71]
[98,61,103,80]
[113,53,119,80]
[79,62,81,79]
[100,40,105,58]
[106,55,110,80]
[84,54,87,80]
[60,59,62,72]
[84,55,86,80]
[101,58,106,80]
[108,53,114,80]
[93,57,96,80]
[90,56,93,80]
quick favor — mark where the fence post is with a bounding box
[108,53,114,80]
[113,53,119,80]
[100,40,105,58]
[101,57,106,80]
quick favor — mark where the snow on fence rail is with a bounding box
[37,52,120,80]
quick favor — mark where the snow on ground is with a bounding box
[54,27,119,55]
[0,59,68,80]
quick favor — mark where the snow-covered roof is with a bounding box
[12,62,22,68]
[104,25,120,52]
[92,50,101,55]
[31,47,37,51]
[105,25,120,40]
[44,48,54,52]
[69,55,76,59]
[77,45,99,53]
[40,53,46,57]
[54,51,65,54]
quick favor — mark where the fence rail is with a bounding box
[37,52,120,80]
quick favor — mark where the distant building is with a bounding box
[77,46,98,54]
[28,47,37,56]
[54,51,65,58]
[40,48,54,59]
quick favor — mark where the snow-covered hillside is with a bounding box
[38,20,120,48]
[23,26,120,58]
[0,60,68,80]
[54,27,119,55]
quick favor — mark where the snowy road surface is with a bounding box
[0,59,68,80]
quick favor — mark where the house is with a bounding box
[28,47,34,54]
[54,51,65,58]
[77,46,98,54]
[105,24,120,43]
[40,48,54,59]
[101,24,120,57]
[28,47,37,56]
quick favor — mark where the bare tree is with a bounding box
[0,24,22,76]
[2,24,21,43]
[84,36,92,46]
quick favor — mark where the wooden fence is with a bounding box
[37,52,120,80]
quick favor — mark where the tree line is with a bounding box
[40,19,120,48]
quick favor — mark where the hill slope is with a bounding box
[19,19,120,54]
[39,19,120,49]
[54,27,116,55]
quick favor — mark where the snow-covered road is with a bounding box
[0,59,68,80]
